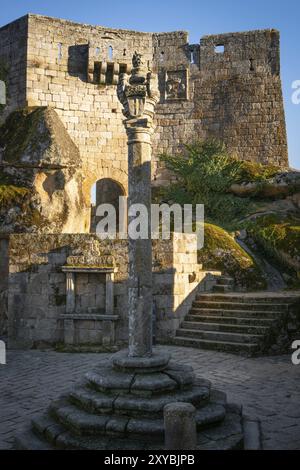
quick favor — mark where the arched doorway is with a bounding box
[90,178,125,233]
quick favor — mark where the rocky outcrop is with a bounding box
[229,171,300,198]
[197,224,267,291]
[0,107,90,233]
[243,213,300,283]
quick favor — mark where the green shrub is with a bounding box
[159,140,261,229]
[158,140,284,230]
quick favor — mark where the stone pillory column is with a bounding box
[117,52,159,358]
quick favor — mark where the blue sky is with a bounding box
[2,0,300,169]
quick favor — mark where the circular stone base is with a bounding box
[14,349,249,450]
[112,349,171,373]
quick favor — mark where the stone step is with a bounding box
[50,402,107,435]
[70,382,210,418]
[32,413,123,450]
[18,406,238,450]
[195,403,226,428]
[176,328,263,344]
[193,301,288,312]
[186,314,277,326]
[181,321,270,335]
[216,277,234,286]
[54,431,156,450]
[190,308,278,319]
[70,386,116,413]
[114,380,211,415]
[85,365,178,395]
[197,294,298,304]
[48,398,227,440]
[31,414,67,446]
[198,411,244,450]
[72,390,227,429]
[15,427,54,450]
[172,336,259,355]
[213,285,233,293]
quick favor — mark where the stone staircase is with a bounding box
[173,292,300,356]
[212,275,235,293]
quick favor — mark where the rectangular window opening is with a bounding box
[215,44,224,54]
[119,63,127,75]
[106,63,114,85]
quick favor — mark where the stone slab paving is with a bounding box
[0,345,299,450]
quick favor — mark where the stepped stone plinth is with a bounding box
[16,348,246,450]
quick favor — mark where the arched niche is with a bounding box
[90,178,126,233]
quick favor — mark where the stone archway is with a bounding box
[90,178,126,233]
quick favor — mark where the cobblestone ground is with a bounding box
[0,345,299,450]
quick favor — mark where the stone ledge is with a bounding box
[59,314,119,321]
[112,349,171,373]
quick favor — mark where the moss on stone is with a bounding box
[0,184,29,208]
[0,106,81,169]
[0,107,50,164]
[246,214,300,274]
[198,223,267,290]
[0,170,30,208]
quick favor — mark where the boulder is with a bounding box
[0,107,90,233]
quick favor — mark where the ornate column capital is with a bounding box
[117,52,159,130]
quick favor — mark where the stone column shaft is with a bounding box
[105,272,114,316]
[66,272,75,314]
[117,52,159,359]
[127,126,153,357]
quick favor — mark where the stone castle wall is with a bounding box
[0,16,28,117]
[0,14,288,200]
[153,29,288,183]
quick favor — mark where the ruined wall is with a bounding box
[7,233,217,349]
[153,29,288,184]
[197,31,287,166]
[0,16,28,123]
[0,15,288,200]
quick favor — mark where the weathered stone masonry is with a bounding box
[0,14,288,199]
[6,233,217,349]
